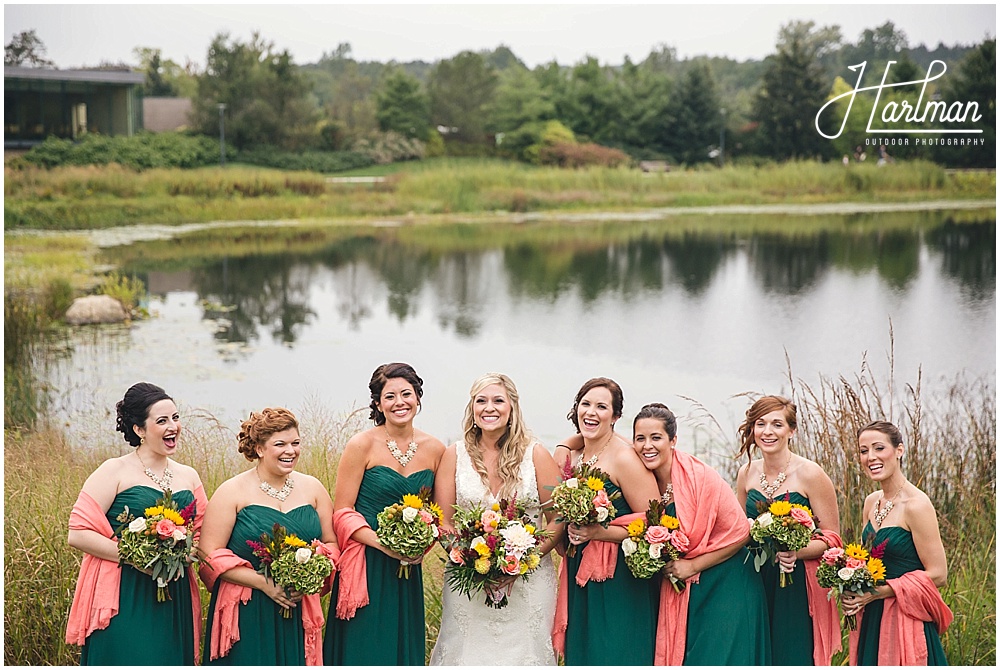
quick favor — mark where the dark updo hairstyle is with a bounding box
[736,395,798,467]
[566,377,624,433]
[115,382,173,447]
[633,402,677,440]
[856,420,904,447]
[237,408,299,461]
[368,363,425,426]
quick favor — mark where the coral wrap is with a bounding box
[804,528,845,665]
[332,507,372,619]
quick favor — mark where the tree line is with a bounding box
[6,21,996,167]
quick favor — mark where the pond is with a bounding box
[42,211,995,461]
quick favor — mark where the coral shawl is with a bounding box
[331,508,372,619]
[199,539,336,666]
[848,569,953,666]
[65,486,208,663]
[551,511,644,656]
[803,528,845,665]
[654,449,750,666]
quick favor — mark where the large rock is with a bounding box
[65,295,129,325]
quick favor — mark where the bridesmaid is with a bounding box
[735,395,843,665]
[66,382,207,665]
[633,403,771,665]
[199,407,337,665]
[324,362,446,665]
[552,377,661,665]
[843,420,952,665]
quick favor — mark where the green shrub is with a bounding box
[350,131,426,165]
[538,141,632,168]
[42,277,75,321]
[97,272,146,318]
[236,146,374,173]
[21,132,222,170]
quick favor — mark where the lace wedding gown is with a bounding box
[429,441,558,666]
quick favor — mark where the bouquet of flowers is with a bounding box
[440,496,550,609]
[621,499,691,592]
[748,495,819,586]
[549,460,621,556]
[246,522,334,618]
[115,489,199,602]
[816,540,888,630]
[375,486,443,578]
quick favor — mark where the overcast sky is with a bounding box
[4,2,996,70]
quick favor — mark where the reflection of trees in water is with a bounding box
[428,252,503,338]
[748,234,832,293]
[925,220,996,300]
[193,255,317,346]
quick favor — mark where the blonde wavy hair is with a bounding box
[461,373,534,500]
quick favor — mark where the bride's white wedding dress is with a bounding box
[429,441,558,666]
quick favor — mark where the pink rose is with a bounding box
[846,557,866,570]
[592,489,610,508]
[481,510,500,531]
[789,507,814,528]
[418,509,434,524]
[644,525,671,545]
[449,547,465,565]
[501,554,520,576]
[155,519,177,539]
[822,547,845,566]
[669,529,691,553]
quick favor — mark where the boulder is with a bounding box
[65,295,129,325]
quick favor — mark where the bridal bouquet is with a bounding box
[375,486,443,578]
[549,461,621,556]
[748,495,819,586]
[816,540,888,630]
[440,496,550,609]
[622,499,690,592]
[115,489,199,602]
[246,522,334,618]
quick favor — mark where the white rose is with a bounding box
[648,543,663,559]
[595,506,609,522]
[621,538,638,556]
[402,507,419,523]
[838,567,856,581]
[565,478,579,489]
[171,527,187,542]
[128,517,148,533]
[295,547,313,564]
[756,512,773,527]
[432,524,440,538]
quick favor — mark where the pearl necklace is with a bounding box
[581,432,615,468]
[385,428,419,466]
[136,451,173,490]
[759,453,791,498]
[256,468,295,501]
[874,482,904,527]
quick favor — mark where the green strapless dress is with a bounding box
[203,503,322,665]
[855,522,948,665]
[80,486,197,666]
[745,489,815,665]
[324,466,434,665]
[563,482,659,666]
[666,501,771,665]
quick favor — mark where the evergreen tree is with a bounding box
[662,62,723,164]
[428,51,499,145]
[376,68,430,140]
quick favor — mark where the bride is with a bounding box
[431,373,563,666]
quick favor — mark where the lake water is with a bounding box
[42,213,995,461]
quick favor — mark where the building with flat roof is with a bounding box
[4,66,145,148]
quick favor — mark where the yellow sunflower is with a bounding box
[427,502,444,520]
[586,477,605,491]
[283,534,308,548]
[845,543,869,561]
[402,493,423,509]
[867,557,886,581]
[144,505,186,525]
[660,515,680,530]
[627,518,646,538]
[769,500,792,516]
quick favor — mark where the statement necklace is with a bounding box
[256,468,295,501]
[759,453,791,498]
[873,482,904,527]
[581,432,615,468]
[661,483,674,505]
[136,450,173,490]
[385,428,419,466]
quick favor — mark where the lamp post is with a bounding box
[217,103,226,167]
[719,107,726,167]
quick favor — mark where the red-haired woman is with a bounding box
[735,395,844,665]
